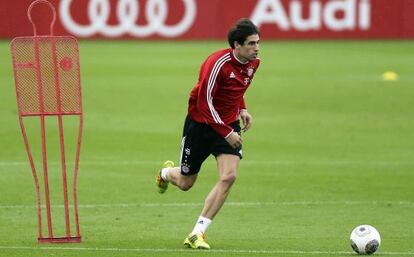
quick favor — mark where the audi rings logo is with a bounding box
[59,0,197,38]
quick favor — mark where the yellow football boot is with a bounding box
[155,160,174,194]
[183,233,210,249]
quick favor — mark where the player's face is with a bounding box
[235,34,260,62]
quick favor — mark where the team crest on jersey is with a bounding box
[247,67,254,76]
[229,72,236,78]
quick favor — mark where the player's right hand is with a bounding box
[225,132,242,149]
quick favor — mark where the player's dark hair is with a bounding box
[227,18,260,49]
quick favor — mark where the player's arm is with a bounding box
[239,97,252,132]
[240,109,252,132]
[224,131,242,149]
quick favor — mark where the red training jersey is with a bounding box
[188,48,260,138]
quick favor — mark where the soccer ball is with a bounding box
[350,225,381,255]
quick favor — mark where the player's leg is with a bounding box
[156,115,209,193]
[200,120,242,219]
[184,120,242,249]
[163,166,198,191]
[184,154,239,249]
[157,161,197,193]
[200,154,239,219]
[157,163,199,193]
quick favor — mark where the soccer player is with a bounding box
[156,18,260,249]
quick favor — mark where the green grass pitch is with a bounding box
[0,40,413,257]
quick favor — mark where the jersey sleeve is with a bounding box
[196,55,234,138]
[239,96,247,111]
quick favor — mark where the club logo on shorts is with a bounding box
[181,163,190,174]
[244,77,250,85]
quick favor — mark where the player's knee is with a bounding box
[177,179,194,191]
[178,182,193,191]
[220,171,237,185]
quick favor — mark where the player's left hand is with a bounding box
[240,110,252,132]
